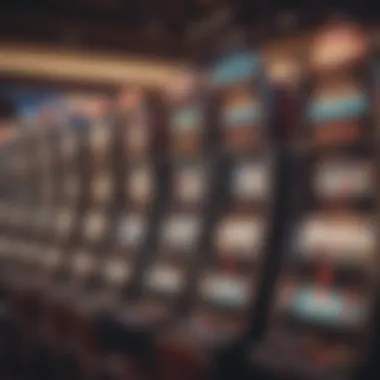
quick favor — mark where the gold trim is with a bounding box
[0,43,181,87]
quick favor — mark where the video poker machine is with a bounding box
[249,21,380,380]
[154,48,283,380]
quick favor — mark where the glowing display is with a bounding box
[314,160,373,198]
[232,161,270,200]
[308,94,368,123]
[200,272,251,308]
[146,264,184,294]
[118,214,146,248]
[310,24,368,71]
[288,286,367,327]
[216,217,264,254]
[103,259,132,285]
[90,123,111,151]
[175,164,206,203]
[163,215,200,250]
[171,108,203,132]
[210,52,260,85]
[84,212,107,241]
[222,103,262,127]
[297,215,375,262]
[127,167,154,204]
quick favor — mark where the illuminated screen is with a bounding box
[90,123,112,153]
[297,214,375,264]
[200,272,251,309]
[170,107,203,132]
[117,214,146,248]
[314,159,373,199]
[103,258,132,286]
[222,96,262,128]
[84,211,107,241]
[162,214,201,251]
[127,166,154,204]
[170,105,204,154]
[145,264,184,294]
[209,52,260,86]
[231,160,270,201]
[286,286,368,328]
[221,88,264,149]
[308,82,368,145]
[174,163,206,203]
[216,216,264,256]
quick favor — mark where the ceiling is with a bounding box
[0,0,378,60]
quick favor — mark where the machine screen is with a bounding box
[117,214,146,249]
[84,211,107,242]
[127,166,154,205]
[174,163,206,204]
[216,216,264,257]
[231,160,270,201]
[103,258,132,286]
[162,214,201,251]
[296,214,375,264]
[313,159,373,199]
[145,264,184,294]
[200,272,251,309]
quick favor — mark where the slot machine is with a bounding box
[0,126,47,372]
[111,72,218,369]
[0,135,29,335]
[4,111,75,376]
[31,104,86,347]
[0,133,27,288]
[20,122,59,293]
[2,125,52,306]
[40,96,116,360]
[154,50,281,380]
[248,21,379,380]
[0,127,21,297]
[0,122,30,375]
[90,87,168,380]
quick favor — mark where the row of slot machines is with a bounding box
[0,30,379,380]
[250,46,380,380]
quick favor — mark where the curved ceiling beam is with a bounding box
[0,43,183,88]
